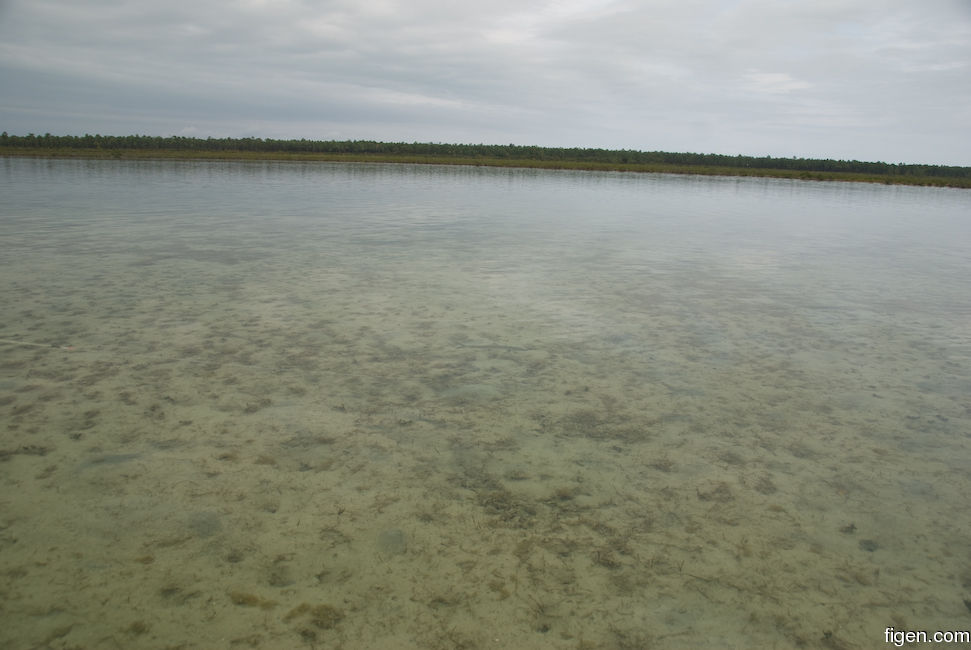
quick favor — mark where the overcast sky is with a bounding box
[1,0,969,165]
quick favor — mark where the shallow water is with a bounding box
[1,158,970,648]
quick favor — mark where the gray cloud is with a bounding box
[1,0,969,164]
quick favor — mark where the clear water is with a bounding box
[1,158,969,648]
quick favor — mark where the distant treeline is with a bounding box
[2,132,969,181]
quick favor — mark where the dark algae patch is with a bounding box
[284,603,344,629]
[859,539,880,553]
[284,603,345,642]
[228,591,277,609]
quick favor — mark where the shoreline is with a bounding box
[3,146,969,188]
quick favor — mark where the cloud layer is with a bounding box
[1,0,969,164]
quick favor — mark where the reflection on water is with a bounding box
[1,158,970,648]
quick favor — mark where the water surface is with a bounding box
[1,158,969,648]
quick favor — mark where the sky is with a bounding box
[1,0,970,166]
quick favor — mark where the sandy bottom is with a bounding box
[1,225,970,650]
